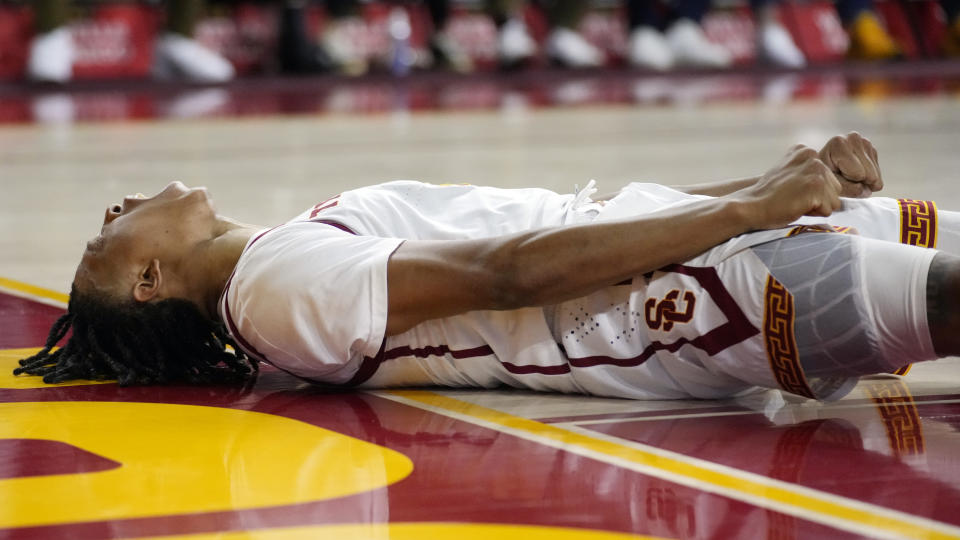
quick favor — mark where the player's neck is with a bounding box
[187,218,263,320]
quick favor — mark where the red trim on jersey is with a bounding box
[348,344,496,385]
[350,343,581,385]
[308,196,341,218]
[223,284,268,364]
[217,225,277,364]
[309,219,358,235]
[501,361,571,375]
[220,227,279,364]
[566,264,759,368]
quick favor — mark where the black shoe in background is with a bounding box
[278,4,338,74]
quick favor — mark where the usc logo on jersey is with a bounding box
[645,290,696,332]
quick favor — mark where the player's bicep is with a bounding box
[386,239,510,336]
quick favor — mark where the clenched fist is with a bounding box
[733,144,843,231]
[819,131,882,198]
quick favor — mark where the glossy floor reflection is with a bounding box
[1,61,959,124]
[2,75,960,539]
[3,320,960,539]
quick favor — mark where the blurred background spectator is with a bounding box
[536,0,603,67]
[277,1,337,73]
[318,0,474,74]
[488,0,604,68]
[486,0,538,67]
[626,0,732,69]
[317,0,602,74]
[948,0,960,54]
[9,0,960,84]
[625,0,803,69]
[28,0,235,82]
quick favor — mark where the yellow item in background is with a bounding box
[847,11,900,60]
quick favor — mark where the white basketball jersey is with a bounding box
[218,180,912,400]
[221,181,628,394]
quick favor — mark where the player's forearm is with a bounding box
[670,176,762,197]
[389,145,849,334]
[494,196,754,308]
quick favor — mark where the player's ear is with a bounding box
[133,259,162,303]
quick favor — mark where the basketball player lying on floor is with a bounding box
[15,132,960,400]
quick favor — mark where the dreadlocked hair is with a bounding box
[14,285,258,386]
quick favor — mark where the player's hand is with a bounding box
[818,131,882,198]
[734,144,843,230]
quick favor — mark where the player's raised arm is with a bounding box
[385,144,843,335]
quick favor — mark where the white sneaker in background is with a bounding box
[498,18,536,65]
[628,26,674,70]
[154,33,235,83]
[665,18,732,68]
[546,28,603,68]
[27,27,74,83]
[321,18,369,76]
[758,21,806,68]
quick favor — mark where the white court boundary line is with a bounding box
[375,390,960,540]
[560,397,960,426]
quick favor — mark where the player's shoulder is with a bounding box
[235,223,351,280]
[227,223,357,328]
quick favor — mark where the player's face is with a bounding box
[74,181,218,297]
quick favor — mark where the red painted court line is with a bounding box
[0,439,121,480]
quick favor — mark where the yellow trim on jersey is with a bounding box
[381,390,960,540]
[893,365,913,377]
[897,199,939,249]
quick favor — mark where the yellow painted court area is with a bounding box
[0,348,111,389]
[0,401,413,528]
[0,276,68,305]
[135,522,663,540]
